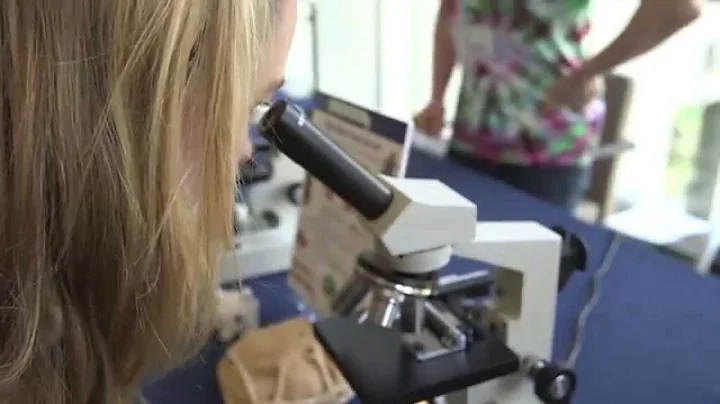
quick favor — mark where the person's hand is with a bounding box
[543,72,602,114]
[413,101,445,136]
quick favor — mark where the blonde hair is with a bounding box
[0,1,274,403]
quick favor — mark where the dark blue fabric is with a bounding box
[144,150,720,404]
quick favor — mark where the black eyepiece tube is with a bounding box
[258,99,394,221]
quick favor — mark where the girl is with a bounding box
[0,1,297,403]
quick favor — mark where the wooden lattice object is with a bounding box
[217,318,354,404]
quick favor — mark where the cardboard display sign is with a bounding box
[289,92,413,315]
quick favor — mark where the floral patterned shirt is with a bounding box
[451,0,605,166]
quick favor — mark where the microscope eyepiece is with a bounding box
[256,99,394,221]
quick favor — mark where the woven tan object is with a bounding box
[217,318,354,404]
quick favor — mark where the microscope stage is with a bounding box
[314,317,519,404]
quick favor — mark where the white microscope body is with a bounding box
[368,175,563,404]
[256,99,577,404]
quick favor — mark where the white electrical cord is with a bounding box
[565,233,623,368]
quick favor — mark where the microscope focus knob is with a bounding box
[287,182,303,205]
[528,360,577,404]
[551,226,588,292]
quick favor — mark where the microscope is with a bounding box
[218,130,306,282]
[255,100,588,404]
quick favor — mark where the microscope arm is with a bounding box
[452,221,561,360]
[453,222,577,404]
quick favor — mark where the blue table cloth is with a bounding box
[144,151,720,404]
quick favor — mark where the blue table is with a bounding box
[144,151,720,404]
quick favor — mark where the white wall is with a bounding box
[316,0,382,110]
[285,0,457,122]
[377,0,413,120]
[285,1,459,122]
[285,0,381,109]
[284,0,316,99]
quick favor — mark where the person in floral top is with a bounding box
[415,0,702,209]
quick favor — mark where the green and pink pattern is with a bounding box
[452,0,605,166]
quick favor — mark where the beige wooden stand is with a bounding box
[218,318,354,404]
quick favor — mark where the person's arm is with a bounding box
[575,0,703,79]
[430,0,458,104]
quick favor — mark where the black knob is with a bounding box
[287,182,303,205]
[550,226,588,292]
[261,210,280,230]
[531,361,577,404]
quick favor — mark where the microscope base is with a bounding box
[314,317,519,404]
